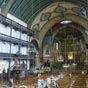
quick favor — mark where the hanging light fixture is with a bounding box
[60,9,72,24]
[60,20,72,24]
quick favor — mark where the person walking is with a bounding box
[9,77,13,88]
[38,75,45,88]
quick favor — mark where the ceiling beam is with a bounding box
[1,0,15,16]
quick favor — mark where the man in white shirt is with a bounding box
[38,76,45,88]
[46,75,55,87]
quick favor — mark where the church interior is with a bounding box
[0,0,88,88]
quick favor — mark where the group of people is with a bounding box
[38,73,65,88]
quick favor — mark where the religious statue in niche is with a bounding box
[57,51,64,62]
[33,24,39,39]
[79,39,85,50]
[44,44,50,55]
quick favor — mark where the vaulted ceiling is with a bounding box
[0,0,88,50]
[0,0,88,25]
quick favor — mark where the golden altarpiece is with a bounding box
[52,27,86,71]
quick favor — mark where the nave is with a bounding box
[0,71,88,88]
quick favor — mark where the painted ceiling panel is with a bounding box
[10,0,23,13]
[27,0,55,22]
[8,0,88,23]
[9,0,56,23]
[24,7,39,22]
[13,0,28,15]
[19,1,32,18]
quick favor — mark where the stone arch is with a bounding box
[31,39,39,51]
[52,24,87,42]
[39,14,88,48]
